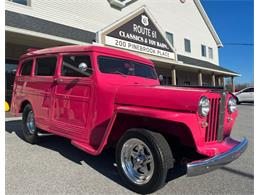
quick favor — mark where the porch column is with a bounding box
[218,77,222,86]
[171,68,177,85]
[198,71,203,86]
[211,73,216,86]
[231,76,235,92]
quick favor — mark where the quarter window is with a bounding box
[201,45,207,57]
[184,39,191,53]
[35,57,57,76]
[62,55,92,77]
[20,59,33,76]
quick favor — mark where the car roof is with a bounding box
[20,45,154,66]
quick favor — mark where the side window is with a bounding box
[35,57,57,76]
[20,59,33,76]
[62,55,92,77]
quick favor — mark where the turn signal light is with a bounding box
[201,121,208,128]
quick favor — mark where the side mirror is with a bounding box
[158,75,164,81]
[78,62,88,72]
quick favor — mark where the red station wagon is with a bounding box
[11,45,248,194]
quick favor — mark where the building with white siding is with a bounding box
[5,0,239,103]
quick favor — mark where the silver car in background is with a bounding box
[233,87,254,104]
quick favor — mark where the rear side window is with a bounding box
[35,57,57,76]
[20,59,33,76]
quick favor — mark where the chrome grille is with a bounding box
[205,98,221,142]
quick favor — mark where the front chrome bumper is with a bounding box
[187,138,248,177]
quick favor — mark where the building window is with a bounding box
[201,45,207,57]
[208,47,213,59]
[166,32,174,46]
[109,0,136,9]
[160,76,172,86]
[184,81,191,86]
[35,57,57,76]
[8,0,30,6]
[184,39,191,53]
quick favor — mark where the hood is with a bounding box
[115,85,210,112]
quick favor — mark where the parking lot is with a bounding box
[5,104,254,195]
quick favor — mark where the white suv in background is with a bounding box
[233,87,254,104]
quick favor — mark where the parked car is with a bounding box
[11,45,248,194]
[233,87,254,104]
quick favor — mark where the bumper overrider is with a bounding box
[187,138,248,177]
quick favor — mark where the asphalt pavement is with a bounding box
[5,104,254,195]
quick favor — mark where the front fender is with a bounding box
[94,105,203,155]
[75,105,203,156]
[116,105,203,144]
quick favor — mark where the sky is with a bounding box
[200,0,254,84]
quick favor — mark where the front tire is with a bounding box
[116,129,174,194]
[22,104,39,144]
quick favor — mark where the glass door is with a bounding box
[5,59,18,104]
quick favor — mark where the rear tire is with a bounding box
[116,128,174,194]
[22,104,40,144]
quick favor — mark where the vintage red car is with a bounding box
[11,45,248,194]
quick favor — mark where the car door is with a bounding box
[51,53,94,141]
[12,58,33,114]
[30,56,58,128]
[247,87,254,102]
[238,88,253,102]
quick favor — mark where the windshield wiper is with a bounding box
[112,71,128,77]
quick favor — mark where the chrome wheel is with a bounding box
[120,138,154,185]
[26,111,35,134]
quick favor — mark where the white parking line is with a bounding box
[5,117,22,122]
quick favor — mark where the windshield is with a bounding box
[98,56,157,80]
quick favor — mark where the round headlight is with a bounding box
[228,97,237,113]
[199,96,210,117]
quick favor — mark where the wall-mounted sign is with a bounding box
[105,11,175,59]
